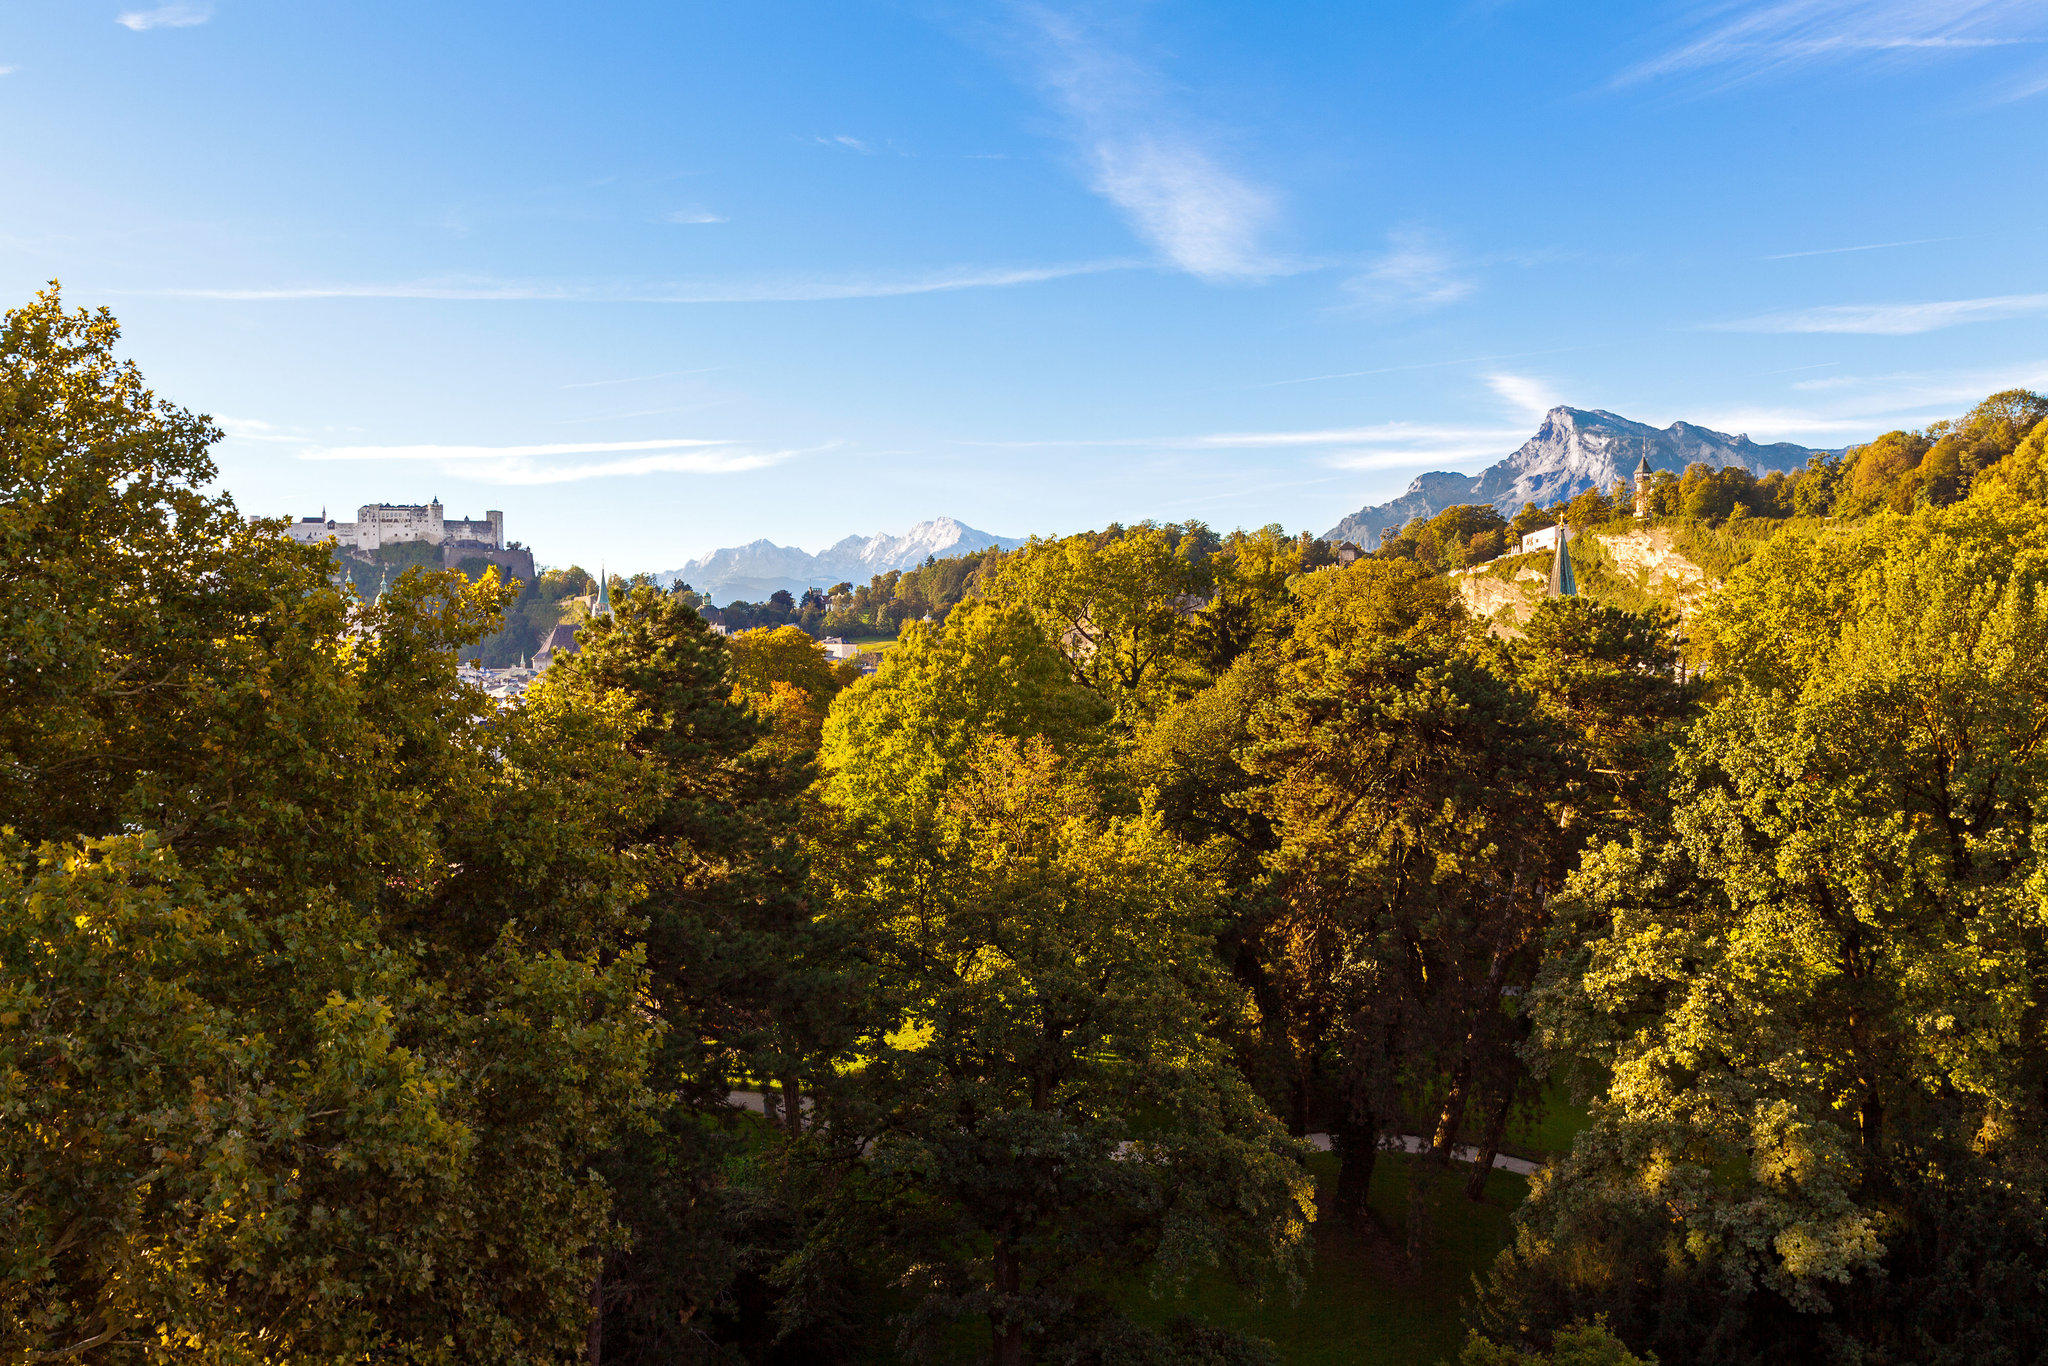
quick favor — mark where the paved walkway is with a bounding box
[727,1091,1541,1177]
[1301,1131,1539,1176]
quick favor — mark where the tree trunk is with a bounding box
[1411,945,1517,1257]
[991,1242,1025,1366]
[1333,1106,1378,1226]
[1409,1062,1475,1263]
[1464,1081,1517,1202]
[781,1071,804,1137]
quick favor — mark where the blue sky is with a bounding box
[4,0,2046,572]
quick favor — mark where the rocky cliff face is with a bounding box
[658,517,1024,605]
[1325,408,1826,548]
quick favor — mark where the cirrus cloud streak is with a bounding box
[117,2,212,30]
[290,435,798,485]
[142,260,1138,304]
[1713,291,2048,334]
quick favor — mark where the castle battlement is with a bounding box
[286,499,504,553]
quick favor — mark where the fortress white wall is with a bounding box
[285,500,505,552]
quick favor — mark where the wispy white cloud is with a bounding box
[1010,6,1279,280]
[969,418,1527,471]
[1714,291,2048,334]
[1322,442,1517,471]
[1343,230,1479,312]
[810,134,875,154]
[300,436,727,461]
[141,260,1138,304]
[1675,360,2048,442]
[294,435,796,485]
[1250,345,1599,389]
[1487,372,1564,421]
[551,400,740,425]
[117,2,212,31]
[1787,360,2048,404]
[664,209,727,225]
[1618,0,2048,90]
[559,367,721,389]
[1762,233,1971,259]
[1688,406,1927,438]
[1190,422,1518,451]
[216,415,304,443]
[0,65,16,76]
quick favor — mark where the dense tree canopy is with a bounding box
[17,279,2048,1366]
[1479,503,2048,1364]
[1,287,659,1363]
[806,597,1317,1360]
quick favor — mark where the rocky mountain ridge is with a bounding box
[1325,407,1829,548]
[659,516,1023,605]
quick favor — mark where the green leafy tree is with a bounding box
[1975,417,2048,502]
[1480,504,2048,1364]
[1462,1320,1655,1366]
[981,524,1214,722]
[1184,525,1319,675]
[1511,503,1557,539]
[1383,504,1512,571]
[809,737,1312,1364]
[1560,487,1615,529]
[1513,598,1696,828]
[725,622,858,755]
[546,588,852,1357]
[1240,561,1571,1249]
[0,287,657,1362]
[821,601,1112,831]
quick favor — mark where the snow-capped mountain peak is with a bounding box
[658,517,1024,605]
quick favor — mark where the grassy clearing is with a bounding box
[1129,1152,1527,1366]
[1504,1085,1591,1159]
[813,1132,1555,1364]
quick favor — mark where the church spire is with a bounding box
[595,563,613,618]
[1548,528,1578,598]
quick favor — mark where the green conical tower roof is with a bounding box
[595,563,612,618]
[1548,530,1578,598]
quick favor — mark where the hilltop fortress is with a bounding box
[288,499,504,553]
[287,500,534,583]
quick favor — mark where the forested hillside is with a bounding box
[8,289,2048,1365]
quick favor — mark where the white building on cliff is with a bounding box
[287,499,503,553]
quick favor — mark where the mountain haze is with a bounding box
[660,516,1023,605]
[1325,407,1829,547]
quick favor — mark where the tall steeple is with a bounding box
[1548,528,1578,598]
[1634,454,1654,520]
[595,563,613,618]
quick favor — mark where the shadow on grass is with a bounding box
[1128,1152,1528,1366]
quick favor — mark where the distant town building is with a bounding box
[819,637,861,662]
[1520,524,1571,555]
[286,499,504,553]
[534,623,582,670]
[456,659,539,705]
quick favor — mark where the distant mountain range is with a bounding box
[1325,407,1830,548]
[659,516,1024,605]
